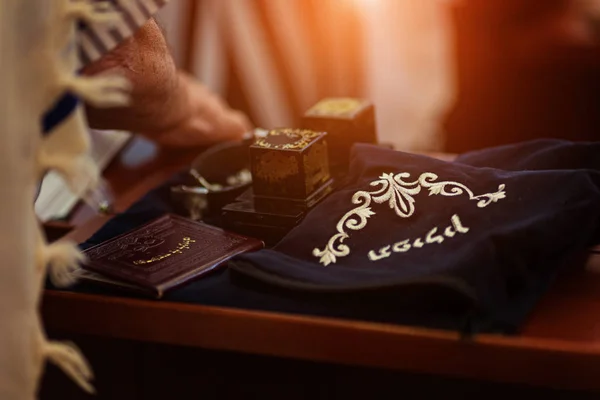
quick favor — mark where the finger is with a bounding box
[218,111,252,141]
[232,110,254,132]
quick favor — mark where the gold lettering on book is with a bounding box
[133,237,196,265]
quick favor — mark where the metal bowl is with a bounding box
[171,141,252,220]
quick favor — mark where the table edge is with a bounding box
[43,289,600,392]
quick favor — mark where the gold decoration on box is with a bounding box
[307,98,365,117]
[254,151,299,183]
[303,141,330,194]
[254,128,321,150]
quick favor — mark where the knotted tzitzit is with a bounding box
[38,0,131,287]
[0,1,132,398]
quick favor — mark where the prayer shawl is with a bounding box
[0,1,166,398]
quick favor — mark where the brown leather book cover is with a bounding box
[80,214,264,298]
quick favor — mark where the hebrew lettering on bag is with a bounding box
[368,245,392,261]
[413,238,425,248]
[392,239,411,253]
[451,214,470,233]
[313,171,505,266]
[425,227,444,244]
[368,214,470,262]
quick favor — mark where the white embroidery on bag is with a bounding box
[312,172,506,266]
[368,214,470,262]
[445,214,470,237]
[392,239,411,253]
[413,238,425,248]
[425,227,445,244]
[368,245,392,261]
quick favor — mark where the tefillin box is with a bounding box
[302,98,378,175]
[250,128,333,211]
[222,128,334,245]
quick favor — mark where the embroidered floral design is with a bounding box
[312,172,506,266]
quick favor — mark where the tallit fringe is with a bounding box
[59,75,132,109]
[57,0,132,109]
[41,106,91,156]
[43,340,95,394]
[43,241,86,288]
[61,0,122,25]
[35,221,83,289]
[38,150,100,198]
[38,150,94,182]
[30,1,133,395]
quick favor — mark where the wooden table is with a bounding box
[42,138,600,393]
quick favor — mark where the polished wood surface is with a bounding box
[42,137,600,392]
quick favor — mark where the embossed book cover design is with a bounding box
[81,214,263,297]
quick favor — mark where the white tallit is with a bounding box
[0,1,132,398]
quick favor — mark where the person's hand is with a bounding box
[151,72,252,148]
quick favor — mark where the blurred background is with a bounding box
[158,0,600,153]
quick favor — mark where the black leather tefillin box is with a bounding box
[302,98,378,177]
[222,128,334,246]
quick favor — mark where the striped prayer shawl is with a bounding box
[42,0,169,134]
[79,0,170,65]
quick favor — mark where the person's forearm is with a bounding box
[82,19,191,134]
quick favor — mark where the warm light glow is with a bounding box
[351,0,379,7]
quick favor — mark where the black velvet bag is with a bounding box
[230,140,600,333]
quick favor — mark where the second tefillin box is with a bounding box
[222,128,334,245]
[302,98,377,175]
